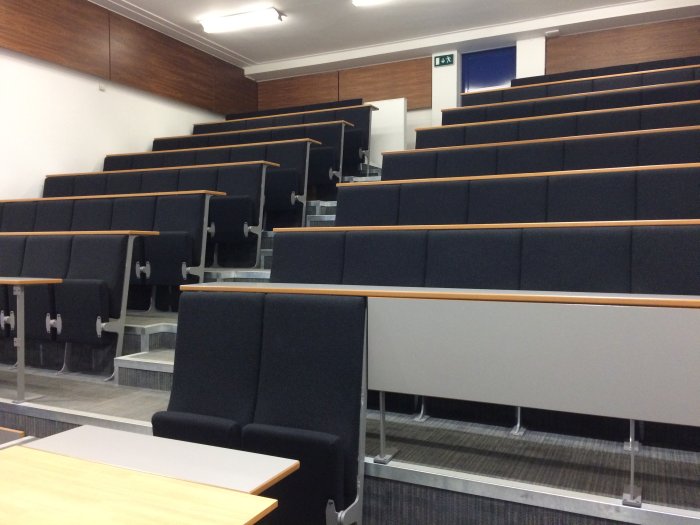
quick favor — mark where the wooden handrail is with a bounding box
[0,190,226,203]
[104,138,321,158]
[459,62,700,97]
[179,283,700,309]
[193,104,377,127]
[0,230,160,236]
[275,218,700,233]
[46,161,279,178]
[335,162,700,187]
[383,125,700,156]
[157,120,354,140]
[442,79,700,113]
[419,100,700,132]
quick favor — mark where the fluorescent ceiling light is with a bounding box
[200,7,284,33]
[352,0,390,6]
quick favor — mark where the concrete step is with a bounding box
[306,215,336,227]
[114,349,174,391]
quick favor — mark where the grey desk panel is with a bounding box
[368,297,700,427]
[26,425,298,494]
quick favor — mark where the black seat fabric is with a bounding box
[71,200,113,231]
[398,181,468,225]
[335,185,399,227]
[636,168,700,219]
[0,237,26,337]
[1,202,36,232]
[521,228,632,293]
[468,178,547,223]
[152,292,265,447]
[43,177,74,198]
[270,231,345,284]
[547,171,636,221]
[243,293,366,524]
[34,201,74,231]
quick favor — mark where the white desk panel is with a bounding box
[368,297,700,427]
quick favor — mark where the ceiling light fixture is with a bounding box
[352,0,390,6]
[199,7,285,33]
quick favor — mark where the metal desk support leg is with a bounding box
[511,406,526,436]
[13,285,25,403]
[373,391,398,465]
[622,419,642,507]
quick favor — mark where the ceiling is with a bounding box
[90,0,700,79]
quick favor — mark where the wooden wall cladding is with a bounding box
[547,17,700,74]
[0,0,255,114]
[258,72,340,111]
[0,0,110,79]
[339,58,432,110]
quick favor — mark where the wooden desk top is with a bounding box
[0,277,62,286]
[0,446,276,525]
[27,426,299,496]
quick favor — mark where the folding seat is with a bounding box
[72,174,107,196]
[636,168,700,219]
[563,135,638,170]
[71,199,113,231]
[463,122,518,146]
[640,103,700,129]
[103,155,132,171]
[521,227,632,293]
[518,116,576,140]
[245,118,275,130]
[140,170,179,193]
[631,225,700,295]
[502,85,547,102]
[381,151,437,180]
[54,235,128,344]
[343,231,427,286]
[159,150,196,168]
[152,292,264,447]
[152,137,186,151]
[242,293,366,525]
[0,237,26,338]
[591,75,641,91]
[415,127,464,149]
[1,202,36,231]
[34,200,74,231]
[270,231,346,284]
[577,109,640,135]
[642,83,700,105]
[643,68,694,85]
[177,167,218,191]
[442,107,486,125]
[398,181,468,225]
[461,90,504,106]
[468,178,547,223]
[436,147,498,178]
[273,114,304,126]
[105,172,142,195]
[547,171,636,221]
[301,111,330,124]
[486,102,534,121]
[144,195,205,286]
[425,229,522,289]
[532,96,586,116]
[228,145,266,164]
[43,176,74,198]
[19,236,73,341]
[585,90,641,111]
[335,185,399,227]
[637,129,700,165]
[546,80,593,97]
[497,142,564,174]
[595,64,637,76]
[265,143,308,213]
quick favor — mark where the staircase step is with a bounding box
[306,215,336,227]
[114,349,175,391]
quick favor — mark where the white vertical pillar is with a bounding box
[516,37,546,79]
[431,50,460,126]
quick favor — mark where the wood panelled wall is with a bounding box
[547,17,700,74]
[258,57,432,111]
[0,0,256,114]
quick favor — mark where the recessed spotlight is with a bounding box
[199,7,285,33]
[352,0,390,6]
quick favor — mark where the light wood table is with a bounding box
[27,425,300,495]
[0,446,276,524]
[0,277,62,403]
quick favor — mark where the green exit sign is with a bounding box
[434,54,454,67]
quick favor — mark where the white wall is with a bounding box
[431,50,460,126]
[367,98,406,168]
[406,109,432,151]
[516,37,546,79]
[0,48,220,199]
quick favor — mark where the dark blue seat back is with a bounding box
[1,202,36,231]
[71,200,113,230]
[35,201,74,231]
[335,185,399,227]
[270,231,345,284]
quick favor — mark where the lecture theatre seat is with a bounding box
[153,291,366,525]
[443,79,700,125]
[419,100,700,148]
[224,98,362,120]
[381,126,700,181]
[335,165,700,227]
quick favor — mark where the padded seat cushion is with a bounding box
[152,411,241,449]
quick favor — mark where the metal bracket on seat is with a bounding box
[207,222,216,237]
[329,167,341,182]
[290,191,305,205]
[135,260,151,279]
[45,314,62,335]
[181,262,188,281]
[243,222,262,239]
[0,310,15,331]
[95,316,105,338]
